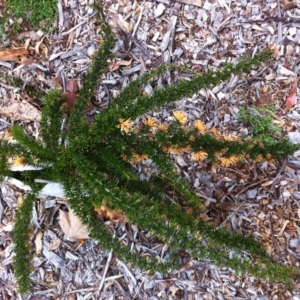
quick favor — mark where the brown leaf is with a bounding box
[63,92,94,113]
[65,79,79,93]
[47,239,61,251]
[39,43,48,56]
[20,59,35,66]
[110,59,132,72]
[0,48,28,61]
[52,76,63,87]
[110,60,121,71]
[63,92,77,110]
[59,209,90,239]
[35,38,44,55]
[281,0,298,10]
[285,77,299,110]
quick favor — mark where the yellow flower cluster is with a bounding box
[12,157,25,167]
[116,110,271,168]
[142,117,157,129]
[190,151,208,161]
[218,156,240,167]
[163,145,191,155]
[194,120,206,133]
[121,151,149,164]
[118,118,133,134]
[173,111,188,124]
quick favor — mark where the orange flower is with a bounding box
[164,145,191,155]
[173,110,188,124]
[253,153,274,164]
[130,153,149,164]
[190,151,208,161]
[157,123,168,131]
[12,157,25,167]
[222,134,237,141]
[143,117,157,129]
[118,118,133,133]
[219,155,240,167]
[194,120,206,133]
[210,127,222,140]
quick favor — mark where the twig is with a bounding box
[61,21,88,36]
[117,259,138,286]
[236,179,269,197]
[268,213,281,255]
[238,16,300,24]
[98,249,113,292]
[0,81,21,90]
[132,4,144,38]
[270,159,287,190]
[133,273,148,299]
[277,0,282,43]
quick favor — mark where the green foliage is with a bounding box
[2,0,299,294]
[5,0,57,31]
[0,11,8,46]
[237,105,282,144]
[12,192,36,294]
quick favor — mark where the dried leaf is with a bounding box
[261,180,274,187]
[110,59,132,71]
[63,91,77,110]
[0,100,41,121]
[279,65,296,76]
[59,209,90,239]
[108,9,133,31]
[286,77,299,109]
[110,60,121,71]
[65,79,79,93]
[20,59,35,66]
[62,92,94,113]
[35,38,45,55]
[24,38,31,50]
[47,239,61,251]
[281,0,298,10]
[66,31,76,49]
[17,31,42,41]
[39,43,48,56]
[175,0,203,7]
[52,76,63,86]
[35,231,43,255]
[0,48,28,61]
[49,51,63,61]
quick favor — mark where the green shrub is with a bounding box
[1,0,299,294]
[5,0,58,31]
[237,105,282,144]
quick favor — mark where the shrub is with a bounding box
[1,0,299,294]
